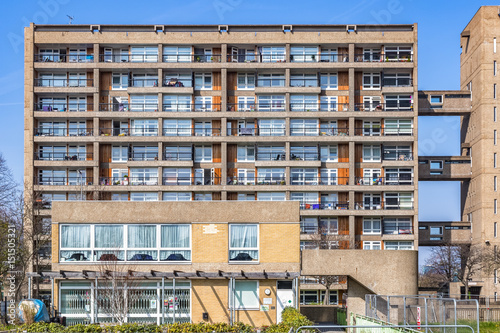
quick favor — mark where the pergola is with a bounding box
[27,270,300,324]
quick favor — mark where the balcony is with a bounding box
[129,78,159,87]
[163,77,193,88]
[34,152,93,161]
[354,177,414,186]
[162,152,193,161]
[99,177,158,186]
[354,201,413,210]
[99,53,159,63]
[34,177,93,186]
[34,102,94,112]
[299,201,349,210]
[99,103,159,112]
[290,177,350,186]
[162,128,221,137]
[353,103,414,112]
[383,151,414,161]
[99,128,159,137]
[227,128,285,137]
[290,103,350,112]
[291,127,349,137]
[34,78,94,87]
[354,128,413,136]
[290,53,349,63]
[226,103,285,112]
[34,53,94,63]
[128,152,159,161]
[383,223,413,235]
[353,52,413,63]
[34,128,93,137]
[162,53,222,63]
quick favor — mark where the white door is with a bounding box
[276,281,294,323]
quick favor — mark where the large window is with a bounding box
[257,168,285,184]
[363,72,381,90]
[363,145,381,162]
[163,95,191,112]
[112,73,128,90]
[164,146,192,161]
[257,73,285,87]
[131,146,158,161]
[290,169,318,185]
[257,95,285,112]
[383,72,412,87]
[229,224,258,261]
[384,241,414,250]
[130,168,158,185]
[291,192,319,209]
[290,95,318,111]
[237,145,255,162]
[385,95,412,111]
[320,145,338,162]
[384,192,413,210]
[130,192,158,201]
[385,168,413,185]
[237,73,255,90]
[261,46,285,62]
[383,145,412,161]
[160,225,191,261]
[131,119,158,136]
[163,168,191,185]
[163,46,191,62]
[290,46,318,62]
[257,192,286,201]
[194,73,212,90]
[163,119,191,136]
[257,145,285,161]
[290,145,318,161]
[384,119,412,135]
[384,46,412,61]
[258,119,285,136]
[233,281,259,310]
[60,225,91,261]
[320,73,338,90]
[162,192,191,201]
[383,217,412,235]
[363,241,381,250]
[131,46,158,62]
[363,218,381,235]
[290,119,319,136]
[194,145,212,162]
[290,74,318,87]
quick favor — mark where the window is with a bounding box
[385,95,412,111]
[130,119,158,136]
[164,146,192,161]
[261,46,286,62]
[237,193,255,201]
[162,192,191,201]
[430,226,443,235]
[60,225,91,261]
[384,241,413,250]
[131,46,158,62]
[363,145,381,162]
[363,218,381,234]
[131,73,157,88]
[164,72,192,87]
[257,192,286,201]
[360,168,381,185]
[495,270,498,285]
[130,192,158,201]
[229,224,258,261]
[194,73,212,90]
[495,107,498,122]
[384,193,413,210]
[194,96,213,112]
[163,168,191,185]
[362,96,381,111]
[194,193,212,201]
[38,169,66,185]
[320,96,338,112]
[237,73,255,90]
[495,153,497,168]
[319,218,338,235]
[38,97,67,112]
[129,168,158,185]
[236,169,255,185]
[291,145,318,161]
[363,193,381,210]
[257,145,285,161]
[320,73,338,90]
[291,193,319,209]
[290,46,318,62]
[496,130,498,146]
[320,145,338,162]
[127,225,157,260]
[39,73,66,87]
[290,119,319,136]
[383,72,411,87]
[495,199,498,215]
[233,48,255,62]
[95,224,124,260]
[257,168,285,184]
[300,217,318,234]
[257,95,285,112]
[430,95,443,104]
[290,95,318,112]
[163,46,191,62]
[495,84,497,99]
[163,95,191,112]
[383,217,412,235]
[385,168,413,185]
[160,225,191,261]
[384,46,412,61]
[363,120,381,136]
[111,146,128,162]
[363,241,381,250]
[233,281,259,309]
[68,97,87,112]
[496,222,498,238]
[430,160,443,170]
[163,119,191,136]
[194,145,212,162]
[384,119,412,135]
[237,146,255,162]
[363,72,381,90]
[257,73,285,87]
[320,48,339,62]
[258,119,285,136]
[68,48,87,62]
[495,37,497,54]
[68,121,86,136]
[363,48,381,62]
[494,61,497,76]
[290,73,318,87]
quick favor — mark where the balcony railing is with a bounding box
[163,78,193,87]
[353,53,413,62]
[162,152,193,161]
[289,152,319,161]
[162,54,222,63]
[34,78,93,87]
[34,128,93,137]
[35,177,93,186]
[227,128,286,136]
[256,78,286,87]
[290,127,349,136]
[354,201,414,210]
[256,153,286,161]
[98,103,160,112]
[354,128,413,136]
[163,177,222,186]
[297,201,350,210]
[129,78,159,87]
[355,177,414,186]
[226,103,285,112]
[353,103,413,112]
[290,53,349,63]
[34,152,92,161]
[99,128,159,136]
[162,128,221,137]
[383,223,413,235]
[290,176,350,185]
[382,78,413,87]
[290,103,350,112]
[99,177,159,186]
[35,102,93,112]
[99,53,159,63]
[34,54,94,63]
[354,53,382,62]
[382,151,414,161]
[129,152,159,161]
[289,79,319,87]
[164,103,221,112]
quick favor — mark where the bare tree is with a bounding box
[456,244,484,297]
[0,153,18,210]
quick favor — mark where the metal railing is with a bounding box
[163,177,222,186]
[226,103,285,112]
[34,152,92,161]
[255,78,286,87]
[289,78,319,87]
[98,103,159,112]
[98,177,159,186]
[129,78,159,87]
[383,223,413,235]
[35,102,93,112]
[289,152,319,161]
[228,127,286,136]
[34,128,93,136]
[355,177,414,186]
[162,152,193,161]
[354,128,413,136]
[99,53,159,62]
[290,176,350,185]
[163,78,193,87]
[128,152,159,161]
[34,78,93,87]
[256,153,286,161]
[162,53,222,63]
[34,54,94,63]
[290,102,350,112]
[290,127,349,136]
[382,78,413,87]
[98,128,159,136]
[35,177,93,186]
[383,151,414,161]
[162,128,221,137]
[354,53,382,62]
[259,53,287,62]
[354,103,414,112]
[298,201,349,210]
[290,53,349,63]
[354,201,414,210]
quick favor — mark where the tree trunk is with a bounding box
[324,289,330,305]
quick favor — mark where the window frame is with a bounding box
[229,224,259,263]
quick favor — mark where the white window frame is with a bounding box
[237,73,255,90]
[111,146,128,162]
[194,73,212,90]
[363,241,381,250]
[256,192,286,201]
[363,145,381,162]
[320,145,338,162]
[363,72,381,90]
[162,192,192,201]
[237,145,255,162]
[229,224,259,263]
[258,119,285,136]
[320,73,338,90]
[232,280,260,310]
[194,145,212,162]
[384,241,414,250]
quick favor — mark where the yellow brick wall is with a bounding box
[52,223,59,264]
[192,223,228,263]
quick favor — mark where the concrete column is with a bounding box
[221,142,228,190]
[285,68,291,111]
[93,68,100,112]
[348,141,355,210]
[158,43,163,63]
[221,68,228,135]
[349,215,355,249]
[285,117,291,137]
[348,67,355,111]
[93,142,99,190]
[349,117,355,138]
[348,43,355,63]
[285,141,290,161]
[93,43,99,62]
[285,43,291,62]
[221,44,227,63]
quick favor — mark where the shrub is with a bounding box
[263,307,313,333]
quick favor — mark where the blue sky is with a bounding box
[0,0,493,265]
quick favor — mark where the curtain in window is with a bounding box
[128,225,156,248]
[61,225,90,248]
[95,225,123,247]
[230,225,257,248]
[161,225,190,248]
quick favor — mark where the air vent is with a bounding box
[218,25,228,33]
[346,25,357,33]
[90,25,100,33]
[282,25,292,33]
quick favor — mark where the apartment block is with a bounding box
[24,23,419,321]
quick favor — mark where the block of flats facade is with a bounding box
[24,23,419,317]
